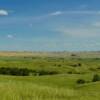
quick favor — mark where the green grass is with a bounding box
[0,75,75,100]
[0,57,100,74]
[0,53,100,100]
[0,74,100,100]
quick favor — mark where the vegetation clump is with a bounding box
[92,74,100,82]
[0,67,33,76]
[76,79,86,84]
[0,67,59,76]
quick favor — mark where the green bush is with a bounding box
[92,74,100,82]
[76,79,85,84]
[78,63,82,66]
[38,70,58,75]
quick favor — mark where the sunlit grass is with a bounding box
[0,53,100,100]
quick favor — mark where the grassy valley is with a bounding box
[0,52,100,100]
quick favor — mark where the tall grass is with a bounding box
[0,74,100,100]
[0,76,76,100]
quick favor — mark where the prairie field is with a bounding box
[0,52,100,100]
[0,0,100,100]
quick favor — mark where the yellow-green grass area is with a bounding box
[0,54,100,100]
[0,74,100,100]
[0,56,100,74]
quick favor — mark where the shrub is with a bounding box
[58,64,61,67]
[70,64,77,67]
[76,79,85,84]
[71,54,76,57]
[78,63,82,67]
[38,70,58,76]
[92,74,100,82]
[67,71,72,74]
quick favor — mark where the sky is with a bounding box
[0,0,100,51]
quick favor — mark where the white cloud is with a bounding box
[33,11,63,20]
[56,27,100,37]
[33,10,100,20]
[50,11,62,16]
[63,11,100,15]
[50,10,100,16]
[46,10,100,18]
[7,34,14,39]
[0,9,8,16]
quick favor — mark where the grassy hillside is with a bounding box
[0,74,100,100]
[0,52,100,100]
[0,56,100,75]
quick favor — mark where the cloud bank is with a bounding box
[7,34,14,39]
[0,9,8,16]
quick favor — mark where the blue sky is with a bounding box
[0,0,100,51]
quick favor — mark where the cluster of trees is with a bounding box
[0,67,58,76]
[77,74,100,84]
[0,67,33,76]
